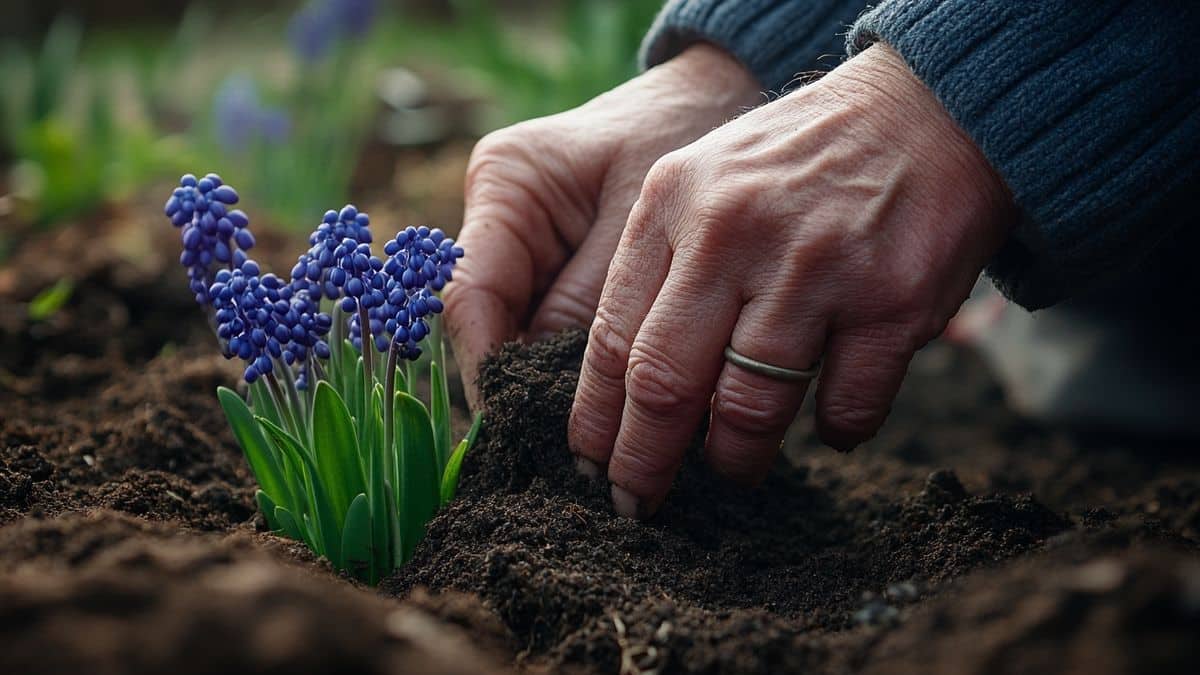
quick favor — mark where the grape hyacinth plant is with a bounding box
[166,172,479,585]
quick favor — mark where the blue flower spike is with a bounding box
[169,173,475,586]
[166,173,256,305]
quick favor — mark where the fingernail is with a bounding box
[611,484,642,519]
[575,455,602,479]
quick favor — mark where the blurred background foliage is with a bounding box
[0,0,661,240]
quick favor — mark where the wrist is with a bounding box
[645,43,764,118]
[825,44,1015,254]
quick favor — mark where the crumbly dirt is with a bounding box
[2,215,1199,674]
[385,332,1198,675]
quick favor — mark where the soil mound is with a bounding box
[385,332,1188,674]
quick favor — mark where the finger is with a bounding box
[445,173,567,410]
[526,195,630,339]
[567,194,672,474]
[814,325,916,451]
[704,299,827,486]
[605,250,741,519]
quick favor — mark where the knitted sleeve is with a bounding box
[848,1,1200,309]
[640,0,869,92]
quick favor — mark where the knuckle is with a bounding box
[585,307,633,381]
[467,130,515,173]
[713,373,797,435]
[640,152,695,206]
[624,344,701,418]
[465,126,537,192]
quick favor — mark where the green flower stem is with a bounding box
[383,342,399,489]
[358,305,375,409]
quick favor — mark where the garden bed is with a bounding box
[2,213,1199,675]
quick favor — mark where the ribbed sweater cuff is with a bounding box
[848,0,1200,309]
[641,0,865,92]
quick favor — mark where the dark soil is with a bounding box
[2,214,1199,674]
[386,332,1199,674]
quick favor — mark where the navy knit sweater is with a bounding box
[642,1,1200,311]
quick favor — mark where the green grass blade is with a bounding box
[27,278,73,320]
[218,387,288,507]
[312,381,365,531]
[340,493,373,583]
[430,359,452,473]
[440,412,482,506]
[394,391,439,562]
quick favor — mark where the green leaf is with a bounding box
[255,489,281,531]
[367,384,392,579]
[384,481,404,570]
[394,391,440,562]
[258,416,340,563]
[311,380,365,531]
[440,412,483,506]
[249,379,283,430]
[328,308,345,388]
[393,363,408,396]
[218,387,288,507]
[340,493,373,583]
[27,277,72,320]
[274,506,306,543]
[430,359,453,473]
[341,340,361,411]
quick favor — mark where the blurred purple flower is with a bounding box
[212,75,292,151]
[289,0,378,63]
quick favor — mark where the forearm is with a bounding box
[641,0,871,92]
[848,0,1200,309]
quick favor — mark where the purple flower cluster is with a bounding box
[291,205,374,301]
[212,75,291,152]
[210,260,333,383]
[164,173,254,304]
[289,0,378,63]
[349,226,462,360]
[168,174,462,385]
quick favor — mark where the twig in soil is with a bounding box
[566,503,588,528]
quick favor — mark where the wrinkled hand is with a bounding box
[444,45,762,408]
[569,44,1015,518]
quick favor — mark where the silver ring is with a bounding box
[724,345,821,382]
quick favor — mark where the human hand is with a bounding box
[569,44,1015,518]
[444,45,762,408]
